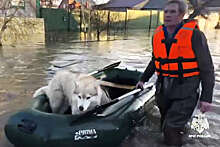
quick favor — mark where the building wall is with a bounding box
[0,0,46,45]
[0,0,37,18]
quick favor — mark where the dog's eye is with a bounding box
[86,96,91,100]
[78,95,82,99]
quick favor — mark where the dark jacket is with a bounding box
[140,27,215,103]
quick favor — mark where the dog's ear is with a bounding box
[74,81,79,93]
[93,86,102,105]
[97,86,103,101]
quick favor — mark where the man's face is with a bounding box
[164,3,184,27]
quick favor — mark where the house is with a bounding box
[0,0,38,17]
[0,0,45,45]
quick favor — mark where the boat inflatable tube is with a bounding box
[4,68,156,147]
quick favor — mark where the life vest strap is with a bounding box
[155,68,199,75]
[154,57,197,65]
[161,38,177,44]
[178,57,184,83]
[181,27,194,31]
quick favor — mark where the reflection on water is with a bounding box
[0,29,220,147]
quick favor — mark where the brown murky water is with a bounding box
[0,30,220,147]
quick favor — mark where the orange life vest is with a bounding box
[153,20,200,78]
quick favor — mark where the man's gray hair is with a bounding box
[165,0,188,14]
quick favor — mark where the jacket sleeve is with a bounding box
[192,29,215,103]
[139,35,156,82]
[140,57,156,82]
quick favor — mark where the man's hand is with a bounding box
[136,81,144,90]
[199,101,212,113]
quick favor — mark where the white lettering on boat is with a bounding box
[74,129,98,140]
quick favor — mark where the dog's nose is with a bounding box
[79,106,84,111]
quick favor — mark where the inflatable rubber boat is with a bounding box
[4,62,156,147]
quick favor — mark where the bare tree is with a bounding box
[0,0,22,46]
[88,10,126,41]
[90,10,109,41]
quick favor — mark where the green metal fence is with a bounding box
[38,8,79,32]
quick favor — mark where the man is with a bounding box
[136,0,214,146]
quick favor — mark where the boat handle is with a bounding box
[17,119,37,134]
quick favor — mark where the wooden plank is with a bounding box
[99,80,135,90]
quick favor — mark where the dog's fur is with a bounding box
[33,70,110,115]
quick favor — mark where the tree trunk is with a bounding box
[215,12,220,29]
[0,20,9,46]
[0,0,20,46]
[96,12,100,41]
[124,9,127,37]
[107,10,110,40]
[88,10,91,40]
[0,37,2,46]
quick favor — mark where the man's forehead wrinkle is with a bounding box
[165,8,177,10]
[164,6,178,10]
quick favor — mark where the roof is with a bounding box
[95,0,220,11]
[95,0,147,11]
[206,0,220,7]
[142,0,220,10]
[103,0,145,8]
[190,0,220,12]
[142,0,168,10]
[96,0,168,11]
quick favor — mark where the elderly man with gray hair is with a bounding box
[136,0,214,146]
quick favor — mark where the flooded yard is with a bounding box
[0,29,220,147]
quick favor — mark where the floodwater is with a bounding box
[0,29,220,147]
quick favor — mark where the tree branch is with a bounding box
[0,0,22,46]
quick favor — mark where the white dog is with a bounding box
[33,70,110,115]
